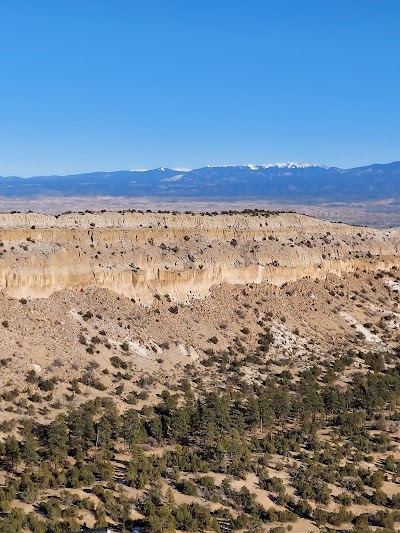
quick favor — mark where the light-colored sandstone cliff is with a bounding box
[0,211,399,303]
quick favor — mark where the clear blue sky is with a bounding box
[1,0,399,176]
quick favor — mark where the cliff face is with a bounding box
[0,211,399,303]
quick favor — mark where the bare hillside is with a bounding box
[0,210,399,302]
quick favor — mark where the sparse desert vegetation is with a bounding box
[0,210,399,532]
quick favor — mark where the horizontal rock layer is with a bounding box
[0,212,398,303]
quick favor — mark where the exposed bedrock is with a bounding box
[0,212,399,303]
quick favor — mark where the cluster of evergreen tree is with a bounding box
[0,349,400,531]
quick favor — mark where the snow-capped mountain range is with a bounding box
[0,161,400,202]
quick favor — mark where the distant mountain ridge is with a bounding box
[1,161,400,202]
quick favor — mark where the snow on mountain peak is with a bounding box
[206,164,236,169]
[205,162,321,171]
[262,162,320,169]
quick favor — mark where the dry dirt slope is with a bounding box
[0,210,399,303]
[0,210,399,392]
